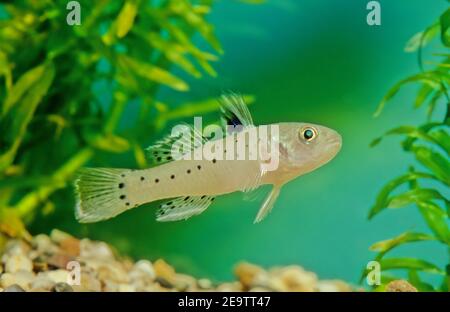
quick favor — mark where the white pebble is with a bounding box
[4,254,33,273]
[41,269,69,284]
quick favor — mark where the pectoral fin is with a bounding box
[254,185,282,223]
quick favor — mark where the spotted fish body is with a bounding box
[75,94,342,223]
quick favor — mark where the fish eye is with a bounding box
[300,127,317,143]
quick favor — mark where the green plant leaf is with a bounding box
[380,258,445,275]
[137,30,202,78]
[2,63,47,116]
[412,146,450,186]
[371,126,435,149]
[374,72,442,117]
[85,132,130,153]
[414,84,434,108]
[429,129,450,155]
[118,55,189,91]
[440,8,450,47]
[387,188,448,209]
[369,232,435,254]
[401,122,441,150]
[369,172,437,218]
[133,142,148,168]
[0,50,12,91]
[169,0,223,54]
[161,94,255,121]
[0,62,55,172]
[116,0,139,38]
[408,270,436,291]
[405,21,440,53]
[427,88,444,119]
[417,201,450,244]
[371,124,449,156]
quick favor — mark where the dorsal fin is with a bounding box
[219,92,254,134]
[145,123,206,166]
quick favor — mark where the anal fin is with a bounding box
[156,195,215,222]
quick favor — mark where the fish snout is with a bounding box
[326,131,342,155]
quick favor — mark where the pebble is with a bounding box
[11,270,35,290]
[129,260,155,290]
[118,283,135,292]
[52,282,74,292]
[249,286,270,292]
[270,266,318,292]
[4,254,33,273]
[4,284,26,292]
[317,280,352,292]
[80,239,114,260]
[385,280,417,292]
[61,239,80,257]
[1,271,34,291]
[234,262,265,289]
[50,229,74,244]
[132,260,155,279]
[78,272,102,292]
[33,234,58,255]
[216,282,242,292]
[198,278,213,289]
[30,275,55,292]
[3,240,29,257]
[42,269,69,284]
[96,262,129,283]
[154,259,176,284]
[0,231,352,292]
[155,276,174,289]
[174,273,197,291]
[47,253,74,269]
[0,273,16,288]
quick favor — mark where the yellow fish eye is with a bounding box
[300,127,317,143]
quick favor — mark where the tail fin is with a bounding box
[74,168,130,223]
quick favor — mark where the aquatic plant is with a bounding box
[366,7,450,291]
[0,0,257,238]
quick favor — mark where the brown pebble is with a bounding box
[154,259,176,284]
[33,258,49,272]
[46,253,74,269]
[385,280,418,292]
[59,237,80,257]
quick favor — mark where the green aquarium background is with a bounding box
[1,0,448,287]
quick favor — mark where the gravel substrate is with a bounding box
[0,229,355,292]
